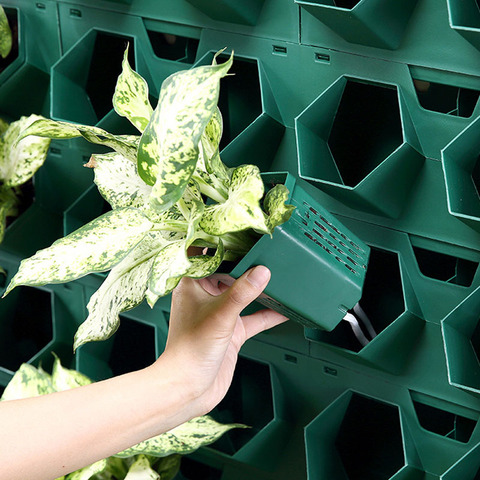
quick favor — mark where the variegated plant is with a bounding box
[0,5,12,60]
[0,114,51,244]
[4,47,294,350]
[1,356,245,480]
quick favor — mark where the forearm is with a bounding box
[0,356,199,480]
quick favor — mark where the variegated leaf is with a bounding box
[264,184,295,230]
[201,108,229,181]
[185,239,224,279]
[5,208,152,295]
[51,354,92,392]
[124,455,159,480]
[138,52,233,212]
[0,117,9,136]
[200,165,269,236]
[66,459,108,480]
[86,153,152,210]
[16,118,139,162]
[154,455,181,480]
[113,45,153,133]
[0,115,51,187]
[1,363,54,401]
[0,6,12,59]
[0,187,18,243]
[116,416,246,458]
[74,232,168,349]
[147,241,191,297]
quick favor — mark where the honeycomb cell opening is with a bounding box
[0,8,19,75]
[209,356,274,454]
[335,394,405,480]
[412,399,477,443]
[328,80,403,187]
[413,78,480,118]
[213,54,262,149]
[412,245,478,287]
[146,29,199,64]
[314,247,405,353]
[108,316,157,377]
[85,32,135,121]
[0,286,53,372]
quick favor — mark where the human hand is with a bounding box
[159,266,288,417]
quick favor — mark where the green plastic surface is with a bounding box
[2,1,480,479]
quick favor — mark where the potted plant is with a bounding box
[3,47,294,350]
[1,355,245,479]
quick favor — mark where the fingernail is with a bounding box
[246,266,271,288]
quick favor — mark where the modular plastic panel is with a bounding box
[3,1,480,479]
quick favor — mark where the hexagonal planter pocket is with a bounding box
[447,0,480,52]
[51,29,142,135]
[442,285,480,396]
[442,115,480,233]
[0,2,60,119]
[306,244,424,375]
[295,0,419,50]
[0,253,86,387]
[75,300,169,381]
[194,51,285,172]
[305,391,423,479]
[296,76,425,219]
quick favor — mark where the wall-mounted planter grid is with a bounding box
[2,0,480,478]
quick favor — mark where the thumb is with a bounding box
[217,266,271,318]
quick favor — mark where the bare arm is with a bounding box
[0,266,287,480]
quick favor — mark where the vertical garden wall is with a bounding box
[2,0,480,478]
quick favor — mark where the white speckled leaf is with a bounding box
[65,460,108,480]
[116,415,246,458]
[185,240,224,279]
[0,115,51,187]
[113,46,153,133]
[138,52,233,212]
[0,6,12,59]
[124,455,160,480]
[0,187,18,242]
[200,165,269,236]
[87,153,152,210]
[1,364,54,401]
[16,117,139,162]
[5,208,152,295]
[264,184,295,230]
[51,355,92,392]
[74,232,167,349]
[147,241,191,297]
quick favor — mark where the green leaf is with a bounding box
[200,164,269,236]
[66,459,108,480]
[0,115,51,188]
[138,52,233,212]
[87,153,152,210]
[147,240,191,297]
[116,416,246,458]
[113,45,153,133]
[5,208,152,295]
[153,455,181,480]
[185,239,224,279]
[1,363,54,401]
[124,455,160,480]
[0,6,12,59]
[16,118,139,162]
[51,354,92,392]
[264,184,295,230]
[0,187,19,243]
[74,232,168,349]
